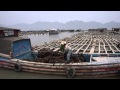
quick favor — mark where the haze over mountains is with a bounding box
[1,21,120,31]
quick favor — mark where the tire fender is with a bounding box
[66,67,76,78]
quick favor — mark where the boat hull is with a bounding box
[0,59,120,78]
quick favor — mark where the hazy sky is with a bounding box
[0,11,120,25]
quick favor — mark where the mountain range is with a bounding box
[0,21,120,31]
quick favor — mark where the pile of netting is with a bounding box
[34,48,82,63]
[34,48,64,63]
[35,48,80,63]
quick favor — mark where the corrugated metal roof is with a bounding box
[0,27,20,31]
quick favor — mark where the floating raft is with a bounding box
[19,31,48,36]
[32,31,120,54]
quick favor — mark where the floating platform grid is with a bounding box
[32,31,120,55]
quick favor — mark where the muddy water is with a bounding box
[0,68,67,79]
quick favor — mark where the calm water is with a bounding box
[24,32,79,46]
[0,32,120,79]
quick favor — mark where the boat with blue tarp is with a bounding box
[0,27,120,78]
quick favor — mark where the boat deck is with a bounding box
[92,57,120,64]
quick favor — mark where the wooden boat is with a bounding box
[0,27,120,78]
[1,53,120,78]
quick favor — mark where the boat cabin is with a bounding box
[0,27,20,38]
[0,27,37,61]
